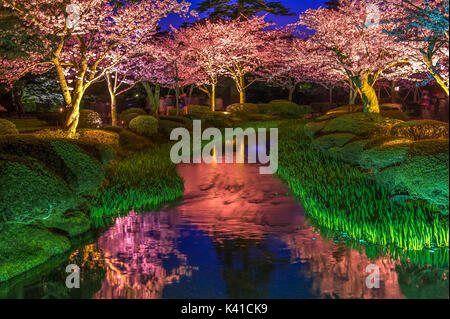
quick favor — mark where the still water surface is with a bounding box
[1,156,448,299]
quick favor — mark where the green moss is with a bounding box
[329,139,374,165]
[322,113,402,137]
[50,140,104,196]
[40,211,92,238]
[409,139,449,156]
[0,224,70,283]
[129,115,158,137]
[364,136,413,150]
[360,143,410,171]
[0,119,18,135]
[315,105,364,121]
[311,133,356,154]
[304,121,328,139]
[375,153,449,208]
[391,120,449,140]
[0,155,81,225]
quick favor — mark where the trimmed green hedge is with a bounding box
[0,119,18,136]
[360,143,411,171]
[119,107,147,126]
[226,103,260,114]
[322,113,402,137]
[268,100,311,117]
[391,120,449,140]
[129,115,158,137]
[118,129,153,152]
[304,121,327,140]
[189,105,211,114]
[159,120,182,136]
[329,139,374,166]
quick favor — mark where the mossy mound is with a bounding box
[0,224,70,283]
[0,135,104,196]
[381,110,410,121]
[408,139,449,156]
[304,121,328,140]
[364,136,413,150]
[268,100,311,117]
[188,105,211,114]
[159,116,193,130]
[68,140,117,165]
[118,129,154,152]
[311,133,356,154]
[360,143,411,171]
[119,107,147,126]
[0,155,81,225]
[391,120,449,140]
[0,119,18,136]
[159,120,183,136]
[375,153,449,208]
[329,139,374,166]
[316,105,364,121]
[129,115,158,137]
[40,211,91,238]
[322,113,402,137]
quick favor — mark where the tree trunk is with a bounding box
[142,82,160,115]
[65,91,83,137]
[237,75,246,104]
[106,73,118,126]
[12,87,25,115]
[360,75,380,113]
[288,83,294,102]
[329,85,333,106]
[211,83,216,112]
[424,55,449,96]
[391,80,398,103]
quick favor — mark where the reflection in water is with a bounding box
[90,158,441,299]
[3,156,447,299]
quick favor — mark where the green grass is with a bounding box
[90,144,184,225]
[275,124,449,254]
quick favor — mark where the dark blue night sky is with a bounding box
[160,0,327,29]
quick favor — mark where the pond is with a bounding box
[1,151,448,299]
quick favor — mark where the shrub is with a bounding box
[129,115,158,137]
[375,153,449,208]
[322,113,402,138]
[243,114,280,122]
[364,136,413,150]
[78,109,102,129]
[78,129,119,148]
[257,103,274,114]
[226,103,259,114]
[0,154,80,226]
[69,140,117,165]
[316,105,364,121]
[119,107,147,125]
[159,116,193,129]
[391,120,449,140]
[408,139,449,156]
[10,119,49,133]
[159,120,182,136]
[40,211,91,238]
[304,121,327,139]
[101,125,124,134]
[188,105,211,114]
[269,100,311,117]
[329,139,374,166]
[310,102,338,114]
[33,129,75,139]
[119,129,153,152]
[0,119,18,136]
[311,133,356,154]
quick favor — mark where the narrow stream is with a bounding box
[1,151,448,299]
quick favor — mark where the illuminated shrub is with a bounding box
[69,140,117,165]
[78,129,119,147]
[78,109,102,129]
[257,103,274,114]
[41,211,92,238]
[304,121,327,140]
[311,133,356,154]
[375,153,449,208]
[322,113,402,137]
[159,116,193,130]
[101,125,124,134]
[391,120,449,140]
[0,119,18,135]
[129,115,158,137]
[268,100,311,117]
[33,129,75,139]
[119,107,147,126]
[226,103,260,114]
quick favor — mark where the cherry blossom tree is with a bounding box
[298,0,420,113]
[384,0,449,95]
[0,0,192,136]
